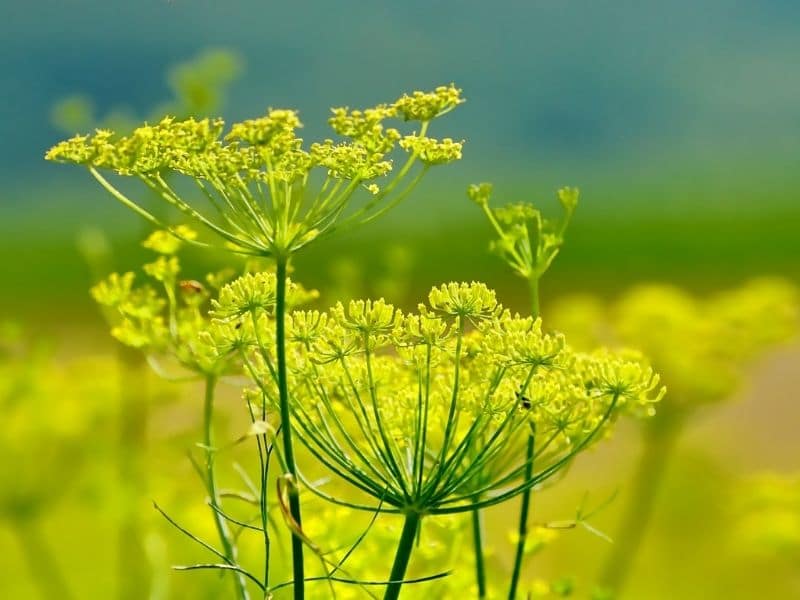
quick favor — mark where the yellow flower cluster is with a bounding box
[427,281,499,319]
[141,224,198,254]
[226,109,301,148]
[46,86,466,258]
[46,117,225,175]
[211,271,319,320]
[399,135,463,165]
[309,140,392,180]
[90,228,317,377]
[394,84,464,121]
[221,281,663,514]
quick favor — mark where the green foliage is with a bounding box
[91,229,319,375]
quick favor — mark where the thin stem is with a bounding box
[471,498,487,599]
[14,519,76,600]
[276,256,305,600]
[507,435,535,600]
[528,275,540,320]
[203,375,250,600]
[89,167,170,232]
[238,349,273,589]
[384,512,422,600]
[173,564,266,592]
[364,340,412,500]
[508,273,540,599]
[430,392,619,514]
[427,315,465,491]
[327,121,429,236]
[598,416,682,595]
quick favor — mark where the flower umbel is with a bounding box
[47,86,466,259]
[468,183,579,281]
[226,282,667,515]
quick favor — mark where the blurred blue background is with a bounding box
[1,0,799,314]
[4,0,800,184]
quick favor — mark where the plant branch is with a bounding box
[384,511,422,600]
[276,256,305,599]
[471,497,488,599]
[203,375,250,600]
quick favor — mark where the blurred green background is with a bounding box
[1,1,798,598]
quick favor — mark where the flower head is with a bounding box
[226,109,301,150]
[332,298,399,337]
[278,283,662,514]
[399,135,463,165]
[427,282,499,320]
[47,86,466,258]
[142,225,198,255]
[394,84,464,121]
[211,271,318,320]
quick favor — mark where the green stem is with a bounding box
[507,435,535,600]
[470,498,487,599]
[507,274,540,599]
[599,417,682,595]
[384,511,422,600]
[276,256,305,600]
[528,275,540,320]
[203,375,250,600]
[14,519,75,600]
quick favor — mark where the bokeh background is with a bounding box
[1,1,798,598]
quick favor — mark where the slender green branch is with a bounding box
[276,256,305,600]
[364,341,412,500]
[471,497,488,599]
[89,167,171,232]
[173,564,266,592]
[88,168,261,256]
[153,501,233,564]
[439,393,620,514]
[203,375,250,600]
[507,274,541,598]
[384,511,422,600]
[358,166,429,227]
[528,275,540,322]
[433,315,465,479]
[269,570,451,594]
[238,346,273,589]
[507,435,535,599]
